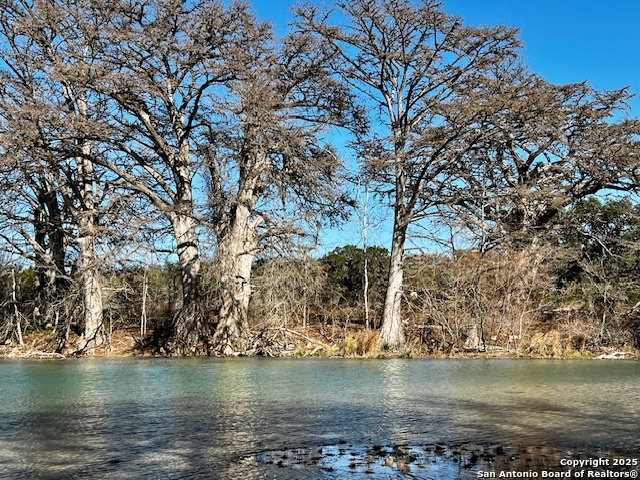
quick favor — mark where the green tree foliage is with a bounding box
[321,245,389,310]
[558,197,640,311]
[567,198,640,255]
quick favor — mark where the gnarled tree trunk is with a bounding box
[78,223,104,349]
[213,202,258,355]
[171,212,203,348]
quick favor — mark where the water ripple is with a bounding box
[0,358,638,479]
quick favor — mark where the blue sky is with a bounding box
[252,0,640,105]
[249,0,640,254]
[443,0,640,103]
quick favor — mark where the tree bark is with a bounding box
[78,153,104,350]
[213,202,257,354]
[379,132,409,351]
[170,212,203,347]
[78,225,104,349]
[378,212,408,351]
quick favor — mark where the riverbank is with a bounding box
[1,325,638,360]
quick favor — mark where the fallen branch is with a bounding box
[281,328,332,349]
[24,350,66,359]
[129,332,146,348]
[595,351,632,360]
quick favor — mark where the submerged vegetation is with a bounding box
[0,0,639,357]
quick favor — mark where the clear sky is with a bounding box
[443,0,640,102]
[251,0,640,103]
[249,0,640,254]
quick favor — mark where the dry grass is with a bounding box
[336,330,379,357]
[1,321,636,359]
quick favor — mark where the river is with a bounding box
[0,358,638,479]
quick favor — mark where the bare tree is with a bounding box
[0,147,69,313]
[0,0,114,348]
[297,0,520,349]
[74,0,264,349]
[204,29,357,353]
[449,71,640,249]
[1,0,357,355]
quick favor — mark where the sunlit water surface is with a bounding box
[0,358,638,479]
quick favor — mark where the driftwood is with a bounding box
[241,326,332,357]
[595,351,632,360]
[24,350,66,359]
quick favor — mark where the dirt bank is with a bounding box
[1,325,638,360]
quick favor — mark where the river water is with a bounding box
[0,358,638,479]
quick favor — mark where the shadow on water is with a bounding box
[0,358,638,479]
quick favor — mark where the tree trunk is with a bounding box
[78,224,104,349]
[33,179,67,320]
[68,87,104,351]
[378,214,408,351]
[171,212,203,347]
[213,203,257,355]
[78,154,104,350]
